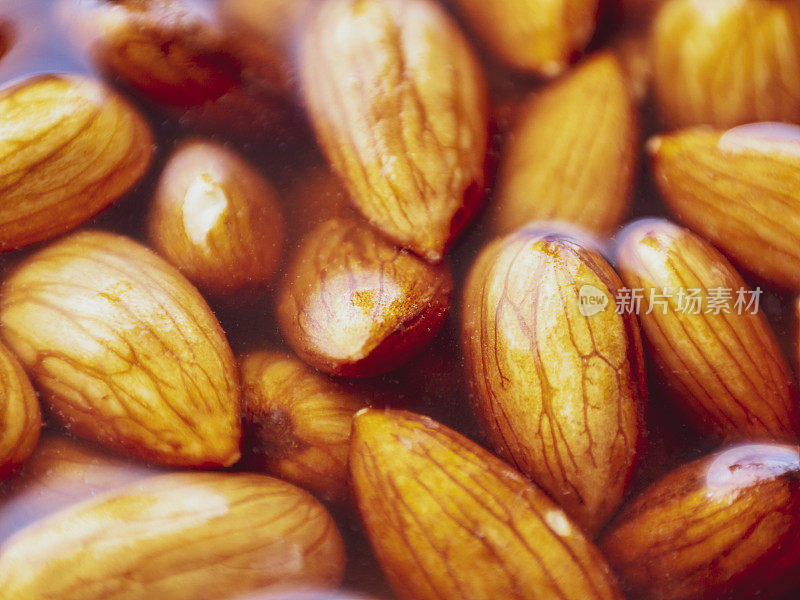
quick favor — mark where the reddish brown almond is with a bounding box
[0,73,153,251]
[490,52,638,238]
[0,339,40,481]
[614,0,667,24]
[240,351,368,503]
[277,217,453,377]
[0,472,346,600]
[462,227,646,534]
[451,0,599,76]
[0,230,242,467]
[650,123,800,290]
[615,219,799,442]
[299,0,489,262]
[601,444,800,600]
[149,140,285,298]
[350,409,624,600]
[652,0,800,128]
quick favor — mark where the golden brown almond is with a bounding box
[0,230,242,467]
[0,73,153,251]
[350,409,624,600]
[462,227,646,534]
[451,0,599,76]
[652,0,800,128]
[610,29,652,104]
[0,434,155,542]
[489,52,638,238]
[148,140,285,298]
[0,339,40,481]
[60,0,297,139]
[600,443,800,600]
[240,351,368,503]
[650,123,800,290]
[277,217,453,377]
[615,219,799,442]
[299,0,489,262]
[0,472,346,600]
[234,592,375,600]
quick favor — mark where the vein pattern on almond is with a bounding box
[0,339,40,482]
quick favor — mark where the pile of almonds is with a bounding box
[0,0,799,599]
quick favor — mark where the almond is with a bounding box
[613,0,666,24]
[277,217,453,377]
[0,472,346,600]
[652,0,800,128]
[299,0,489,262]
[0,338,40,481]
[450,0,599,76]
[462,226,646,534]
[0,73,153,251]
[350,409,624,600]
[148,140,285,299]
[489,52,639,238]
[650,123,800,291]
[240,350,368,503]
[615,219,799,442]
[600,443,800,600]
[0,230,242,467]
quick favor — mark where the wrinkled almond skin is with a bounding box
[462,227,646,534]
[490,52,638,238]
[350,409,623,600]
[0,74,153,251]
[149,140,285,298]
[235,593,374,600]
[652,0,800,128]
[0,434,155,543]
[451,0,599,76]
[0,472,346,600]
[651,123,800,291]
[277,217,453,377]
[615,219,799,442]
[0,339,40,481]
[601,444,800,600]
[240,351,368,503]
[299,0,489,262]
[0,230,242,467]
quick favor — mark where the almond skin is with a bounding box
[462,227,646,534]
[0,230,242,467]
[350,409,624,600]
[240,351,368,503]
[277,217,453,377]
[149,140,285,298]
[0,472,346,600]
[600,443,800,600]
[652,0,800,128]
[615,219,799,442]
[0,339,40,481]
[490,52,638,238]
[0,73,153,251]
[650,123,800,291]
[299,0,489,262]
[450,0,599,76]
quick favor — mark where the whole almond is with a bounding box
[490,52,638,238]
[650,123,800,290]
[0,230,242,467]
[299,0,489,262]
[652,0,800,128]
[0,472,346,600]
[615,219,799,442]
[149,140,285,298]
[350,409,623,600]
[0,339,40,481]
[0,73,153,251]
[451,0,599,76]
[601,443,800,600]
[277,217,453,377]
[240,351,368,503]
[462,227,646,534]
